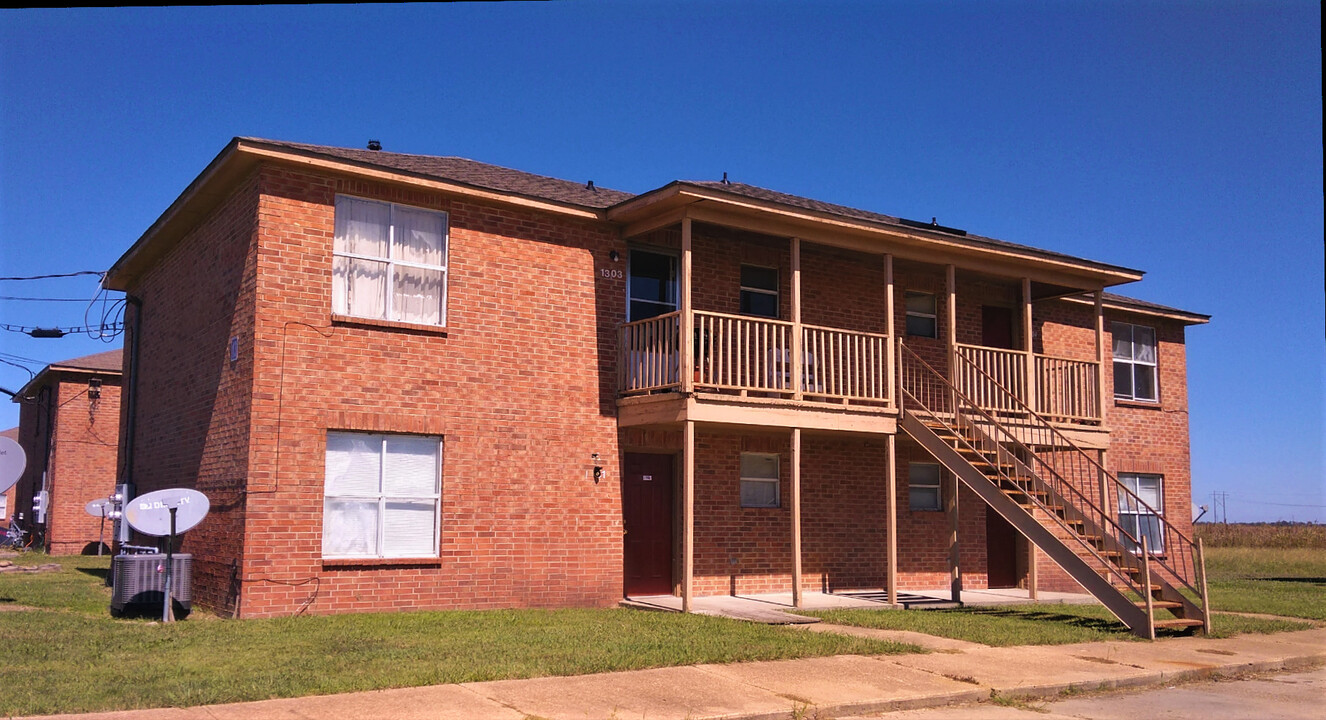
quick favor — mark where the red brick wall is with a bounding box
[235,164,625,617]
[121,169,261,613]
[44,374,121,555]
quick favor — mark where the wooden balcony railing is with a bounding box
[621,311,893,407]
[956,343,1102,424]
[1036,355,1100,424]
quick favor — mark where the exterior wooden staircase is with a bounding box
[898,343,1211,639]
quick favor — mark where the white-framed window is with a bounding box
[909,462,942,511]
[333,195,449,326]
[1117,473,1164,554]
[1112,322,1157,402]
[739,265,779,318]
[627,248,678,322]
[323,431,442,559]
[740,452,780,508]
[905,292,938,338]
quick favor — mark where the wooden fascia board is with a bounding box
[236,143,605,221]
[679,200,1137,290]
[14,365,124,402]
[104,140,607,291]
[621,206,689,239]
[1060,295,1210,325]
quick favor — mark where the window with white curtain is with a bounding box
[333,196,448,326]
[1112,322,1157,402]
[323,432,442,559]
[1117,473,1164,554]
[739,453,780,508]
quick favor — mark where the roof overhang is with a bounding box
[13,363,122,404]
[104,138,606,291]
[606,183,1145,296]
[1061,294,1210,325]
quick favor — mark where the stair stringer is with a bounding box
[900,412,1153,637]
[963,423,1207,626]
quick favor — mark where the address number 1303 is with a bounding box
[600,268,624,280]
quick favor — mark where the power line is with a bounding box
[0,271,104,281]
[0,295,106,302]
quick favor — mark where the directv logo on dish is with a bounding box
[137,497,191,511]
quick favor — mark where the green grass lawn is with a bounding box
[1202,546,1326,621]
[803,603,1307,647]
[0,554,918,716]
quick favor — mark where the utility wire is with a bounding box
[0,271,104,281]
[0,295,106,302]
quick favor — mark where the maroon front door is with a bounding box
[986,510,1021,588]
[623,453,675,596]
[981,306,1015,350]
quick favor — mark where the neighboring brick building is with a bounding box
[10,350,123,555]
[103,138,1207,636]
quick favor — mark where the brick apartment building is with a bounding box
[10,349,123,554]
[103,138,1208,636]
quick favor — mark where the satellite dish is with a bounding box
[85,498,112,517]
[124,488,210,537]
[0,436,26,494]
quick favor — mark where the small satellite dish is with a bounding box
[124,488,210,537]
[0,436,26,494]
[85,498,112,517]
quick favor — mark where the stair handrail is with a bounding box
[898,344,1149,594]
[936,344,1202,599]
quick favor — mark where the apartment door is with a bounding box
[623,453,675,596]
[981,306,1015,349]
[986,510,1022,588]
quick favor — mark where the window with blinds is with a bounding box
[323,432,442,559]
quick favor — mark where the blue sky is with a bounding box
[1,2,1321,522]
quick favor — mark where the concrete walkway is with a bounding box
[21,626,1325,720]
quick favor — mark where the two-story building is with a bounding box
[104,138,1208,637]
[10,349,123,555]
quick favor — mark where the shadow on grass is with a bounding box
[944,606,1122,633]
[1260,577,1326,584]
[76,567,110,581]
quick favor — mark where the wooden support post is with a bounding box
[886,433,898,605]
[791,237,803,400]
[1099,449,1111,518]
[946,264,957,384]
[1022,277,1036,413]
[1197,537,1212,634]
[885,254,896,409]
[1094,289,1107,422]
[791,427,803,607]
[1141,535,1156,640]
[1027,544,1039,600]
[680,217,694,394]
[682,419,695,612]
[948,469,962,603]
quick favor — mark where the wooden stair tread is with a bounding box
[1136,600,1184,609]
[1153,618,1205,629]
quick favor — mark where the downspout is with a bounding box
[115,295,143,551]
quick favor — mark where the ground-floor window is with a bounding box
[909,462,942,511]
[1117,472,1164,553]
[739,452,780,508]
[323,431,442,559]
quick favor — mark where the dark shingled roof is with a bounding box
[50,349,124,374]
[247,138,635,209]
[679,181,1129,272]
[1101,292,1210,321]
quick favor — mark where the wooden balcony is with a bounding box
[618,311,896,433]
[955,344,1102,426]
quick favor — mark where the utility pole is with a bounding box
[1211,492,1230,524]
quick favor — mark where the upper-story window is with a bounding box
[628,249,678,322]
[739,265,779,318]
[905,292,938,338]
[333,196,449,326]
[1112,322,1157,402]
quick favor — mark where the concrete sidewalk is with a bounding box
[21,627,1325,720]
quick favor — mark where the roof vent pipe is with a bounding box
[367,140,382,151]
